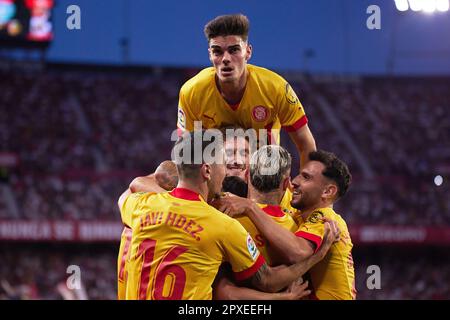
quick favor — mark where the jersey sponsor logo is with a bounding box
[177,107,186,129]
[308,211,324,224]
[246,233,259,260]
[251,105,269,122]
[285,83,299,105]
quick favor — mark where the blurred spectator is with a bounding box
[0,66,449,224]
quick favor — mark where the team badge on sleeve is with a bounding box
[285,83,299,105]
[177,107,186,129]
[246,234,259,260]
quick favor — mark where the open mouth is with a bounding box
[226,163,245,170]
[221,67,233,75]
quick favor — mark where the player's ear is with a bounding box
[282,176,291,192]
[208,48,213,63]
[202,164,212,181]
[245,43,252,61]
[323,184,338,201]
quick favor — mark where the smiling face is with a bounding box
[291,161,329,211]
[208,35,252,84]
[224,135,250,181]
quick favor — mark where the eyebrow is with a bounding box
[210,44,241,50]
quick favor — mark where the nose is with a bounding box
[222,51,231,64]
[291,175,301,188]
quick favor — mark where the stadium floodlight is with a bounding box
[436,0,450,11]
[398,0,450,12]
[395,0,409,11]
[422,0,437,12]
[408,0,423,11]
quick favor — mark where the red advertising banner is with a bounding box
[349,225,450,245]
[0,220,123,242]
[1,221,450,245]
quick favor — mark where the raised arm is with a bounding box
[213,194,338,265]
[288,125,316,171]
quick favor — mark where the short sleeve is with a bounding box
[294,210,325,253]
[220,218,266,281]
[277,82,308,132]
[177,87,198,133]
[120,192,149,228]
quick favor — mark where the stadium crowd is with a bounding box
[1,245,448,300]
[1,67,448,225]
[1,65,449,300]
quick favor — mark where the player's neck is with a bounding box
[248,185,283,206]
[217,69,248,105]
[176,181,208,202]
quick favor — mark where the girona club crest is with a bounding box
[251,105,269,122]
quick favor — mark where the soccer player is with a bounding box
[222,145,299,265]
[117,160,178,300]
[217,150,356,300]
[177,14,316,170]
[118,162,322,300]
[117,131,334,300]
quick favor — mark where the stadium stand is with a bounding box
[1,64,449,299]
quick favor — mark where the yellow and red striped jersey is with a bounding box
[236,203,298,266]
[117,226,132,300]
[295,207,356,300]
[178,64,308,144]
[120,188,265,300]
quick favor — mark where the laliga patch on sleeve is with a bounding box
[246,234,259,261]
[177,107,186,129]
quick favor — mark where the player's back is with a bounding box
[121,188,262,300]
[236,204,297,266]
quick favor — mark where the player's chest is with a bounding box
[198,100,279,129]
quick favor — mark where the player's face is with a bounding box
[224,136,250,181]
[208,35,252,84]
[291,161,327,211]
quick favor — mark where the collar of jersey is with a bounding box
[169,187,202,201]
[257,203,285,217]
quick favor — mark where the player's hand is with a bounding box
[314,221,339,261]
[283,278,311,300]
[322,218,340,243]
[211,193,253,218]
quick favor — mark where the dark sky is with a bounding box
[46,0,450,74]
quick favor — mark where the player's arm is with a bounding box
[130,160,178,193]
[118,160,178,209]
[214,194,338,264]
[288,125,317,171]
[213,266,310,300]
[241,228,335,293]
[118,161,178,228]
[222,216,337,294]
[278,82,317,170]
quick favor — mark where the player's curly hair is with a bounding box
[309,150,352,199]
[204,14,250,42]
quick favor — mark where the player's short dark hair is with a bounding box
[204,14,250,42]
[222,176,248,198]
[172,130,223,179]
[309,150,352,199]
